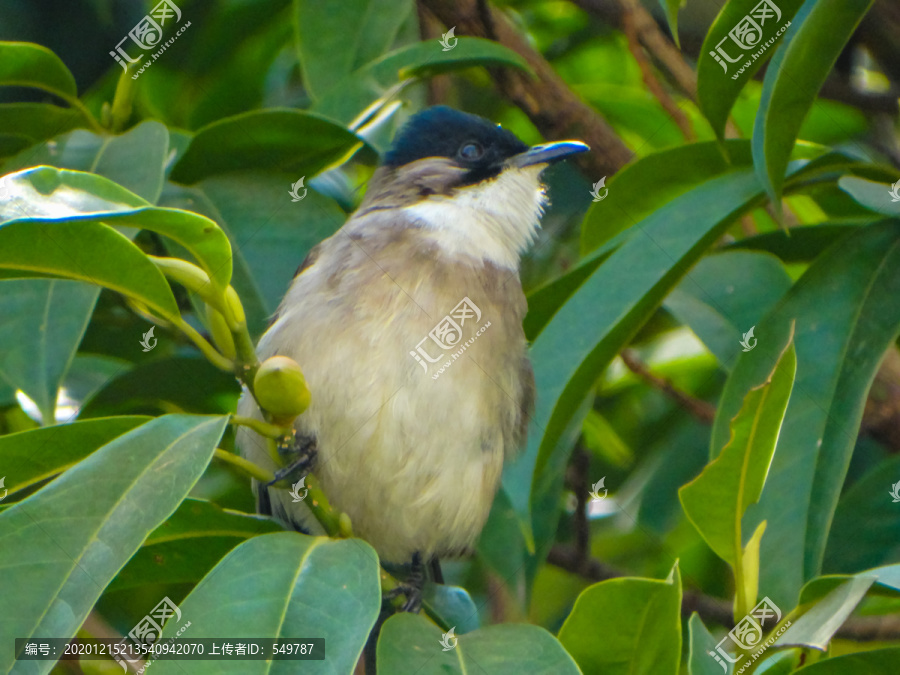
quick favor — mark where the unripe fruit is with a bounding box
[253,356,311,421]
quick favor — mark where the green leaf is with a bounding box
[712,220,900,606]
[0,103,84,149]
[558,565,682,675]
[105,498,281,593]
[169,110,364,184]
[80,357,240,418]
[680,330,795,570]
[378,613,580,674]
[2,121,171,205]
[753,0,875,212]
[313,39,533,127]
[294,0,414,100]
[0,279,101,423]
[664,249,793,371]
[160,173,346,337]
[793,648,900,674]
[660,0,683,48]
[0,414,228,671]
[776,575,875,650]
[839,176,900,218]
[1,166,232,293]
[505,167,772,553]
[397,37,533,79]
[824,454,900,573]
[725,221,870,262]
[0,416,148,498]
[580,140,753,255]
[697,0,803,141]
[0,41,78,102]
[688,613,730,675]
[152,532,381,675]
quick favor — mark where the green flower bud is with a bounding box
[253,356,311,422]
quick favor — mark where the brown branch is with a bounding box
[620,349,716,424]
[418,0,633,178]
[548,544,900,641]
[620,0,694,141]
[571,0,697,102]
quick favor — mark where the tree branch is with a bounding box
[620,349,716,424]
[419,0,633,178]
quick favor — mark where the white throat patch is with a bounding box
[403,165,547,270]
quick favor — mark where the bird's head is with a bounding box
[359,106,589,270]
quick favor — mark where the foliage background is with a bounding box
[0,0,900,673]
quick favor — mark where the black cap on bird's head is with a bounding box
[383,106,588,185]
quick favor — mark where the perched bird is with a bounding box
[236,106,587,609]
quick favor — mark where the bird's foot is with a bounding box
[266,433,317,489]
[385,553,425,613]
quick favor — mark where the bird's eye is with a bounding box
[459,142,484,161]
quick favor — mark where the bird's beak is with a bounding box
[509,140,590,168]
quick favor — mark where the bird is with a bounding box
[236,105,588,610]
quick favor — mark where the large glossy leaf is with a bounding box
[377,613,580,675]
[752,0,875,210]
[80,357,240,418]
[697,0,803,141]
[0,414,228,672]
[152,532,380,675]
[579,141,753,255]
[105,498,281,593]
[294,0,413,100]
[725,222,869,263]
[503,167,770,548]
[793,648,900,674]
[712,219,900,606]
[680,331,795,568]
[313,39,533,127]
[0,166,232,293]
[2,121,170,204]
[0,416,148,498]
[839,176,900,218]
[160,173,346,337]
[558,566,682,675]
[824,454,900,573]
[776,575,875,650]
[0,279,101,423]
[0,41,78,103]
[169,110,364,184]
[664,250,793,371]
[0,104,84,150]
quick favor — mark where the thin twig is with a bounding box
[620,350,716,424]
[619,0,695,140]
